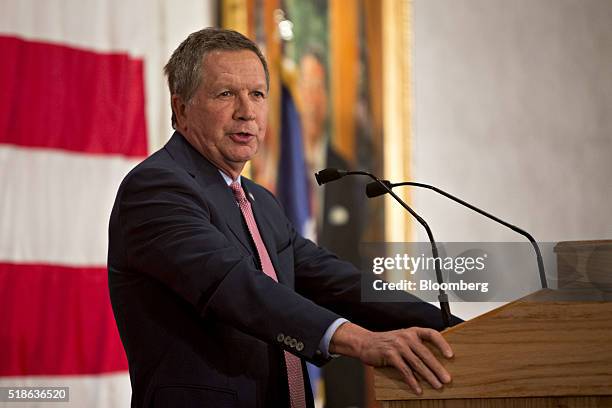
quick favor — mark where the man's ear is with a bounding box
[171,94,188,130]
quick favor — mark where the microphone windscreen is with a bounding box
[366,180,392,197]
[315,168,345,185]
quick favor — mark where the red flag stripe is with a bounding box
[0,35,147,157]
[0,263,128,376]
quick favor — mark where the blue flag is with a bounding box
[277,84,310,234]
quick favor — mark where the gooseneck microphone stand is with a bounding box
[315,168,452,328]
[366,180,547,289]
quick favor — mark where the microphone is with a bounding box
[366,180,548,289]
[314,168,347,185]
[315,168,453,328]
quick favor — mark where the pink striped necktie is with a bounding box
[230,181,307,408]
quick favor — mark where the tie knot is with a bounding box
[230,181,248,204]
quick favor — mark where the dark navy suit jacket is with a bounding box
[108,132,450,408]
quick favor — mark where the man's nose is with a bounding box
[233,93,255,121]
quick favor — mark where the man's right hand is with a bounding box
[329,322,454,395]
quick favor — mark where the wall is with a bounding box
[411,0,612,318]
[146,0,217,151]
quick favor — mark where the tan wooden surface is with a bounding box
[374,289,612,401]
[380,396,612,408]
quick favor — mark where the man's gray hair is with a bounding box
[164,27,270,129]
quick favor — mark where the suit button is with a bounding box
[296,342,304,351]
[289,338,297,348]
[277,334,285,342]
[284,336,292,346]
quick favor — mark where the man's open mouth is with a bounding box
[229,132,255,143]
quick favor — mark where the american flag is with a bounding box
[0,1,211,406]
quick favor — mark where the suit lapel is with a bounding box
[245,182,290,286]
[210,181,254,256]
[164,132,290,285]
[164,132,253,256]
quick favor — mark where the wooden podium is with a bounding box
[373,240,612,408]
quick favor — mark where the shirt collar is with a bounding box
[219,170,241,186]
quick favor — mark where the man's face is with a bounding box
[298,54,327,150]
[176,50,268,177]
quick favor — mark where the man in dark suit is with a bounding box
[108,28,457,408]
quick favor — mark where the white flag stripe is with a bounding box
[0,373,130,408]
[0,145,140,266]
[0,0,156,57]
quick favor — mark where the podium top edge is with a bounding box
[554,239,612,252]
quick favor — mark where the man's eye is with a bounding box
[219,91,232,97]
[252,91,266,99]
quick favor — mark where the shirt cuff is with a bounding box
[318,318,349,359]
